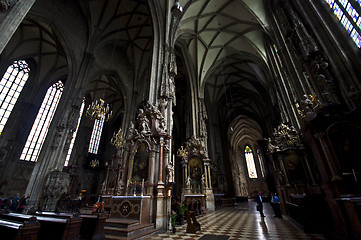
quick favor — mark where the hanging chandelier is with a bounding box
[86,98,112,121]
[90,159,100,168]
[111,128,126,149]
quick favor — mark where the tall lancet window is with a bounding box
[20,80,64,162]
[245,145,258,179]
[64,98,85,166]
[88,116,105,154]
[324,0,361,47]
[0,60,30,135]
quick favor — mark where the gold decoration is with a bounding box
[111,128,126,149]
[86,98,112,121]
[177,146,188,159]
[90,159,99,168]
[296,94,321,119]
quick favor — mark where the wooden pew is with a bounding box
[35,211,107,240]
[0,212,81,240]
[0,218,40,240]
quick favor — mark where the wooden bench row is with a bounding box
[0,211,107,240]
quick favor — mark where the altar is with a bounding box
[102,195,151,224]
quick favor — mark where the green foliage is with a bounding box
[171,212,177,227]
[177,203,186,215]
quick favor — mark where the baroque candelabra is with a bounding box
[86,98,112,121]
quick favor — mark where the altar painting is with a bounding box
[130,144,149,183]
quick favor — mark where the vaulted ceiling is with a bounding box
[2,0,277,148]
[175,0,276,147]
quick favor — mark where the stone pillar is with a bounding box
[148,150,156,195]
[43,171,70,211]
[203,157,215,210]
[158,137,164,188]
[0,0,36,54]
[181,158,189,194]
[202,158,209,189]
[314,133,342,182]
[279,155,290,186]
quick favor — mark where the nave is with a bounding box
[149,202,325,240]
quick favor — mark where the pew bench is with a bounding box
[35,211,107,240]
[0,212,81,240]
[0,218,40,240]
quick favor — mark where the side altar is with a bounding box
[102,195,151,224]
[177,137,215,211]
[101,101,174,229]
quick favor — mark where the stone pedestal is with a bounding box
[205,189,215,211]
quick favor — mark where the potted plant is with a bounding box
[171,211,177,233]
[177,203,186,225]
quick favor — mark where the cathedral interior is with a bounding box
[0,0,361,239]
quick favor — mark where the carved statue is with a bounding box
[127,121,136,138]
[201,174,206,188]
[186,177,191,188]
[139,115,150,135]
[166,162,174,183]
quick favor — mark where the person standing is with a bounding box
[256,192,265,217]
[272,193,282,218]
[16,195,30,213]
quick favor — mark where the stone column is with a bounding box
[202,157,214,210]
[0,0,36,54]
[181,158,189,194]
[158,137,165,186]
[148,150,156,195]
[43,171,70,211]
[25,52,93,208]
[203,158,211,189]
[314,133,343,182]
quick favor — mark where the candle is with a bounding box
[142,179,144,189]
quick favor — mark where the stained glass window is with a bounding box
[88,115,104,154]
[325,0,361,48]
[20,80,64,162]
[245,146,258,178]
[64,98,85,166]
[0,60,30,135]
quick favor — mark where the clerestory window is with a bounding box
[0,60,30,135]
[20,80,64,162]
[325,0,361,48]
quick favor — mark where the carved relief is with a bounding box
[296,94,321,119]
[310,55,339,105]
[43,171,70,199]
[185,137,208,159]
[43,171,70,211]
[198,98,208,138]
[128,101,167,141]
[0,0,10,12]
[283,5,340,106]
[160,45,176,103]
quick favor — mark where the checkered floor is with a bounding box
[148,202,326,240]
